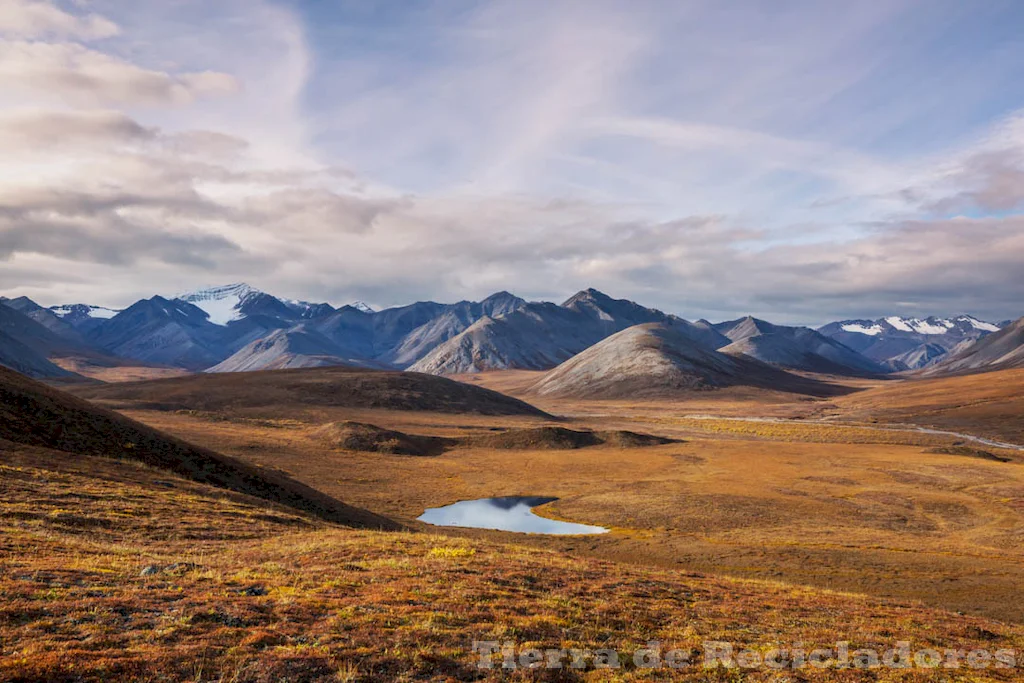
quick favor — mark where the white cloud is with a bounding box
[0,1,1022,325]
[0,107,153,150]
[0,0,119,40]
[0,41,239,106]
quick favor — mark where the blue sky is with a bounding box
[0,0,1023,324]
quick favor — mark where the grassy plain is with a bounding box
[71,367,1024,625]
[3,443,1023,682]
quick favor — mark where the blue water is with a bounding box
[417,496,608,535]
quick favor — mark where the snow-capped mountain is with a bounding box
[174,283,264,326]
[49,304,123,335]
[50,303,121,321]
[8,281,1017,381]
[175,284,339,327]
[818,315,1002,369]
[88,296,230,370]
[350,301,375,314]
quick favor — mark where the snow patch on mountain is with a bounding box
[841,323,883,336]
[884,317,914,332]
[51,304,120,320]
[175,283,257,326]
[882,316,986,335]
[960,316,1000,332]
[911,319,953,335]
[350,301,375,314]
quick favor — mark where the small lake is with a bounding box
[417,496,609,535]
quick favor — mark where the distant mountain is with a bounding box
[409,312,569,374]
[0,302,82,378]
[717,316,884,375]
[882,343,948,372]
[921,317,1024,375]
[349,301,375,314]
[88,296,230,370]
[208,325,387,373]
[530,323,840,399]
[176,283,331,326]
[818,315,1001,367]
[409,290,728,375]
[0,300,102,360]
[49,303,123,334]
[3,296,88,344]
[4,284,933,381]
[379,292,528,366]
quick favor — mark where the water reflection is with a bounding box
[417,496,608,535]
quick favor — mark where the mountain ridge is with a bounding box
[530,323,846,399]
[5,283,1017,380]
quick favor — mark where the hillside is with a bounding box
[531,323,843,399]
[207,326,388,373]
[6,454,1021,681]
[0,327,76,378]
[0,366,397,529]
[828,367,1024,445]
[922,317,1024,375]
[71,366,550,417]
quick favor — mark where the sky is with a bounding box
[1,0,1023,325]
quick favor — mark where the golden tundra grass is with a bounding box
[87,376,1024,626]
[3,444,1023,682]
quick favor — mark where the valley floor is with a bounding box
[73,369,1024,626]
[2,444,1023,682]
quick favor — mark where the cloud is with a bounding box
[0,41,240,106]
[0,181,243,268]
[0,0,119,40]
[925,150,1024,214]
[239,189,405,236]
[0,1,1023,326]
[0,108,155,150]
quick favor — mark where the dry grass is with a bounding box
[9,363,1024,680]
[2,445,1023,682]
[0,365,398,530]
[314,421,455,456]
[108,401,1024,623]
[50,357,192,383]
[70,366,551,418]
[825,369,1024,445]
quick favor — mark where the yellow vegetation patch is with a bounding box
[427,545,477,559]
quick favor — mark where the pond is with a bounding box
[417,496,609,535]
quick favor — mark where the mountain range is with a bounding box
[817,316,1000,370]
[0,284,1017,382]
